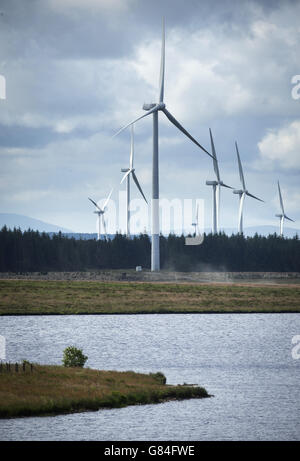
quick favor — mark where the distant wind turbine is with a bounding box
[120,125,147,238]
[233,142,264,234]
[88,188,113,240]
[191,203,199,236]
[275,181,295,237]
[114,18,212,271]
[206,129,233,234]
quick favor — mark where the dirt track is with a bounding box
[0,270,299,285]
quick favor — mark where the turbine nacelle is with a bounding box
[206,180,218,186]
[233,189,244,195]
[143,102,166,112]
[143,103,156,111]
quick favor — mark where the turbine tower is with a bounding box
[120,125,148,238]
[206,129,233,234]
[191,203,199,236]
[114,18,212,271]
[88,188,113,240]
[275,180,294,236]
[233,142,264,234]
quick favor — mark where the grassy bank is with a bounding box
[0,280,299,314]
[0,365,209,418]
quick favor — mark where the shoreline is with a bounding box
[1,269,300,285]
[1,310,299,316]
[0,366,210,419]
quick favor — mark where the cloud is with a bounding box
[47,0,132,12]
[0,0,299,231]
[258,120,300,170]
[132,3,300,130]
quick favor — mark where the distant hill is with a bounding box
[62,226,299,240]
[0,213,73,233]
[0,213,298,239]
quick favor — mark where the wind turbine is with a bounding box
[275,181,295,236]
[120,125,148,238]
[114,18,212,271]
[191,203,199,236]
[206,128,233,234]
[233,142,264,234]
[88,188,113,240]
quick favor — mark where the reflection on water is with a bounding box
[0,313,299,440]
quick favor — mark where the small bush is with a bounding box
[149,372,167,385]
[62,346,88,368]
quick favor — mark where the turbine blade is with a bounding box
[162,108,213,158]
[88,197,102,212]
[246,191,264,202]
[209,128,220,181]
[103,188,114,210]
[221,183,234,189]
[113,105,159,138]
[158,17,165,103]
[130,124,134,169]
[132,171,148,204]
[284,215,295,222]
[120,169,132,185]
[235,142,246,190]
[278,181,285,214]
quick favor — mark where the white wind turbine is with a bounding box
[206,128,233,234]
[233,142,264,234]
[275,181,295,237]
[88,188,114,240]
[114,18,212,271]
[191,203,199,236]
[120,125,148,238]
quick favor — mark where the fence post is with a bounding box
[23,362,26,372]
[30,363,33,372]
[15,363,18,372]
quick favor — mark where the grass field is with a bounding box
[0,279,299,314]
[0,365,209,418]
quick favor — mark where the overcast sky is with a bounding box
[0,0,299,234]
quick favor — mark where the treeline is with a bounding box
[0,226,299,272]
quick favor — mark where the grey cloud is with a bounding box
[0,0,299,232]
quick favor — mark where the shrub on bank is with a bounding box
[62,346,88,368]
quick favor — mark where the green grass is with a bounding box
[0,365,209,418]
[0,280,299,314]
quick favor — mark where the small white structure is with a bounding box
[136,266,142,272]
[233,142,264,234]
[275,180,295,236]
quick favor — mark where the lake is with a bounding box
[0,313,299,440]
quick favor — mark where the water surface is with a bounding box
[0,314,299,440]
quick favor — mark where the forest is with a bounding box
[0,226,299,272]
